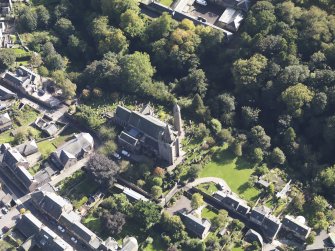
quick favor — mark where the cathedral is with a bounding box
[113,104,183,165]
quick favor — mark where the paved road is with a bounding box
[0,206,20,231]
[24,201,89,251]
[49,157,89,186]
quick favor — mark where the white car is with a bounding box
[121,150,130,157]
[195,0,207,6]
[112,153,121,160]
[71,237,78,244]
[57,225,65,233]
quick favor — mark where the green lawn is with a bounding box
[200,146,260,202]
[28,163,42,175]
[51,126,77,147]
[202,207,217,221]
[196,182,218,195]
[0,131,14,144]
[37,140,56,158]
[159,0,174,6]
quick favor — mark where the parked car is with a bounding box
[121,150,130,157]
[197,16,207,22]
[195,0,207,6]
[112,152,121,160]
[57,225,65,233]
[71,237,78,244]
[1,207,8,214]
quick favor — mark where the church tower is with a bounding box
[173,104,182,135]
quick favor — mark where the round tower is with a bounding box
[173,104,182,135]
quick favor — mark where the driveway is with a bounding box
[166,195,192,215]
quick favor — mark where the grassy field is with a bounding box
[37,140,56,158]
[200,146,260,202]
[202,207,217,221]
[159,0,174,6]
[0,131,14,144]
[196,182,218,195]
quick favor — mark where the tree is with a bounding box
[218,129,234,144]
[268,183,275,195]
[101,194,132,214]
[253,147,264,163]
[306,231,316,245]
[51,71,76,99]
[188,164,202,180]
[212,210,228,230]
[55,18,75,39]
[281,83,314,117]
[311,195,329,213]
[101,0,140,23]
[120,9,145,38]
[45,53,67,71]
[290,187,305,212]
[98,28,129,55]
[271,147,286,165]
[119,52,154,93]
[177,69,208,97]
[210,119,222,135]
[191,193,204,210]
[241,106,260,127]
[250,125,271,150]
[321,165,335,189]
[232,141,243,157]
[86,154,119,189]
[17,6,37,32]
[36,5,50,29]
[151,186,162,199]
[145,12,178,42]
[102,211,125,235]
[160,211,186,242]
[232,54,268,88]
[0,49,16,70]
[30,53,43,68]
[132,200,161,230]
[231,219,244,231]
[191,94,207,119]
[153,167,166,178]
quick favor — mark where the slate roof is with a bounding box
[15,165,35,188]
[245,229,263,245]
[115,105,132,122]
[119,131,138,146]
[55,133,94,160]
[3,72,24,86]
[38,192,73,220]
[16,213,43,238]
[250,206,271,223]
[3,147,28,168]
[180,213,211,238]
[59,211,101,248]
[262,215,281,239]
[236,203,250,215]
[15,140,39,157]
[0,85,17,99]
[282,215,311,239]
[128,111,166,140]
[0,112,11,125]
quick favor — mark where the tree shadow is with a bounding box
[212,148,235,164]
[236,157,255,170]
[237,183,250,194]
